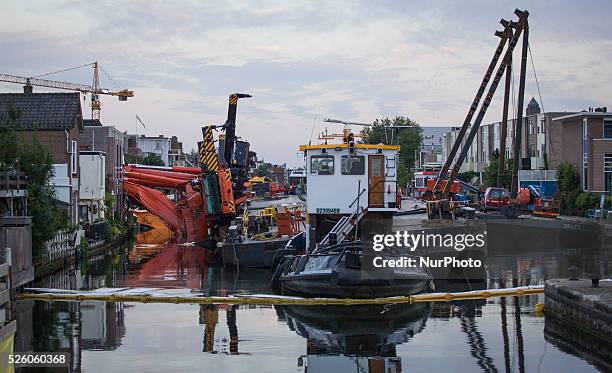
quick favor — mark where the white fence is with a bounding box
[42,229,81,265]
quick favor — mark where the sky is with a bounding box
[1,1,611,166]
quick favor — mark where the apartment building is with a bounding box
[551,110,612,194]
[441,98,576,181]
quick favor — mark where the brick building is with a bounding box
[551,111,612,194]
[80,119,127,195]
[0,92,83,223]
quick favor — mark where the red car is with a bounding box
[480,187,510,212]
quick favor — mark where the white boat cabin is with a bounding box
[299,142,400,214]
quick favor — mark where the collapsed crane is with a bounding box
[122,93,253,242]
[426,9,529,219]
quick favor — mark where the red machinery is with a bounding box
[123,93,254,242]
[123,165,210,241]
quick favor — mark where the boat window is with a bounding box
[310,156,334,175]
[341,155,365,175]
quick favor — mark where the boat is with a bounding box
[276,241,432,298]
[272,128,433,298]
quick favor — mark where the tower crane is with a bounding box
[0,61,134,120]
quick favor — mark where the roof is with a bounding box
[552,112,612,121]
[299,143,400,151]
[0,92,83,131]
[84,119,103,126]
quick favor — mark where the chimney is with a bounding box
[23,84,33,94]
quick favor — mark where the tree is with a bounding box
[256,163,271,178]
[482,151,512,188]
[360,117,422,188]
[555,162,581,214]
[141,153,165,166]
[0,124,67,257]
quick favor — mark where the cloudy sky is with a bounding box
[1,1,610,166]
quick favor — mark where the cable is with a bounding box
[528,43,545,114]
[99,65,122,90]
[30,62,95,79]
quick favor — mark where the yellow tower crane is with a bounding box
[0,61,134,119]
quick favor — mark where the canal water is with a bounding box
[14,219,611,372]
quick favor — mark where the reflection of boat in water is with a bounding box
[277,241,432,298]
[278,303,430,372]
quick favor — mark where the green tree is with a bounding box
[256,163,271,178]
[360,116,422,188]
[555,162,581,214]
[482,151,512,188]
[0,124,67,256]
[141,153,165,166]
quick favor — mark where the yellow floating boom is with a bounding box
[18,285,544,306]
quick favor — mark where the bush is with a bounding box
[575,192,599,213]
[102,221,113,242]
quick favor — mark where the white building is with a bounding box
[79,151,106,223]
[49,164,79,225]
[136,135,172,166]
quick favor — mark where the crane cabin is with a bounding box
[299,135,399,250]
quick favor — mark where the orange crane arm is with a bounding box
[123,182,183,233]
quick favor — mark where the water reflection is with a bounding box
[278,303,429,372]
[12,219,610,372]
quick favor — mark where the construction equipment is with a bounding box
[199,93,253,208]
[0,62,134,119]
[427,9,529,219]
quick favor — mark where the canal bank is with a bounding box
[545,279,612,343]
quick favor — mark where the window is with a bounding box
[604,119,612,139]
[541,118,546,134]
[341,156,365,175]
[310,155,334,175]
[605,153,612,193]
[71,140,78,175]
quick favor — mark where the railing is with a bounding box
[41,229,79,265]
[0,172,27,191]
[40,226,108,267]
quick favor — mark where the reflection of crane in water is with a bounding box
[459,312,499,373]
[456,295,526,373]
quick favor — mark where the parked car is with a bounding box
[480,187,510,212]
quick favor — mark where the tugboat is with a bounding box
[272,128,433,297]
